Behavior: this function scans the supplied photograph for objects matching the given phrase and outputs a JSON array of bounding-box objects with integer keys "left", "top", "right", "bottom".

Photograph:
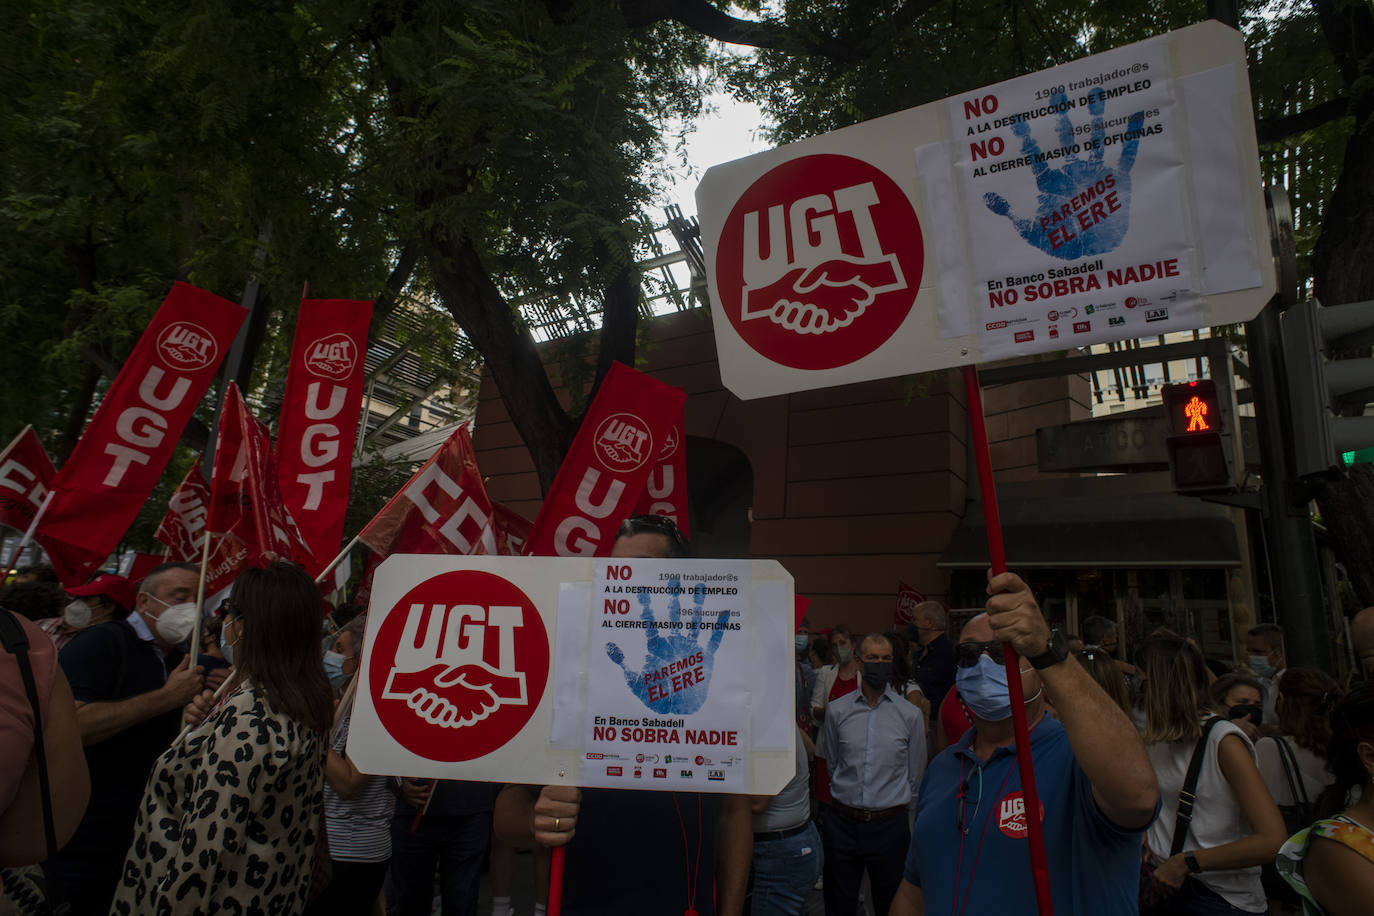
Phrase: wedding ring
[{"left": 555, "top": 817, "right": 561, "bottom": 830}]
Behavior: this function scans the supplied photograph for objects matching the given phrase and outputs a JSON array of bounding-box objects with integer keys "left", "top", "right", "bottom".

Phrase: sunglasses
[
  {"left": 623, "top": 514, "right": 690, "bottom": 553},
  {"left": 955, "top": 641, "right": 1004, "bottom": 668}
]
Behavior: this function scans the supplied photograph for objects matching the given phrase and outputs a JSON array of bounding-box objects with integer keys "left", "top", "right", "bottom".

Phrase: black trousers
[
  {"left": 305, "top": 858, "right": 391, "bottom": 916},
  {"left": 820, "top": 809, "right": 909, "bottom": 916}
]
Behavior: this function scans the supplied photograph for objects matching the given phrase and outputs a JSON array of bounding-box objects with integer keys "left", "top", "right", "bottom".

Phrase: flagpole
[
  {"left": 962, "top": 364, "right": 1054, "bottom": 916},
  {"left": 314, "top": 534, "right": 361, "bottom": 586},
  {"left": 2, "top": 490, "right": 56, "bottom": 578},
  {"left": 188, "top": 531, "right": 213, "bottom": 669},
  {"left": 548, "top": 847, "right": 566, "bottom": 916}
]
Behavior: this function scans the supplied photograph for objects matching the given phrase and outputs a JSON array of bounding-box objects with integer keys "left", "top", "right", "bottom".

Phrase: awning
[{"left": 939, "top": 473, "right": 1243, "bottom": 569}]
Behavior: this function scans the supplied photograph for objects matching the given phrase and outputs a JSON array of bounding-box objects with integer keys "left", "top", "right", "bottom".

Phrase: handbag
[
  {"left": 0, "top": 609, "right": 69, "bottom": 916},
  {"left": 1139, "top": 716, "right": 1223, "bottom": 914},
  {"left": 1261, "top": 735, "right": 1311, "bottom": 904}
]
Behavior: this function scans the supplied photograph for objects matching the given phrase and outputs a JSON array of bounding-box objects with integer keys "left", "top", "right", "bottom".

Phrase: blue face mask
[
  {"left": 323, "top": 651, "right": 349, "bottom": 688},
  {"left": 220, "top": 623, "right": 238, "bottom": 666},
  {"left": 795, "top": 635, "right": 810, "bottom": 651},
  {"left": 956, "top": 654, "right": 1013, "bottom": 721},
  {"left": 1248, "top": 655, "right": 1275, "bottom": 679}
]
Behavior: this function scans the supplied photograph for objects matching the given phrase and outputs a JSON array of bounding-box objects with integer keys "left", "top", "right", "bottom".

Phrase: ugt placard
[
  {"left": 346, "top": 555, "right": 796, "bottom": 795},
  {"left": 696, "top": 21, "right": 1273, "bottom": 399}
]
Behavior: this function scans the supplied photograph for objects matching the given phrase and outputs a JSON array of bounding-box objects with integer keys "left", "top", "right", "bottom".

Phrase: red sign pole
[
  {"left": 547, "top": 846, "right": 566, "bottom": 916},
  {"left": 962, "top": 365, "right": 1054, "bottom": 916}
]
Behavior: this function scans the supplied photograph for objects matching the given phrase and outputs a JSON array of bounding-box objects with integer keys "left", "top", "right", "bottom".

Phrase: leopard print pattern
[{"left": 110, "top": 682, "right": 324, "bottom": 915}]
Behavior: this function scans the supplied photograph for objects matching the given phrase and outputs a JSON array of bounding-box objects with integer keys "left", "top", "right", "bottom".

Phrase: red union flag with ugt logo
[
  {"left": 523, "top": 362, "right": 687, "bottom": 557},
  {"left": 631, "top": 404, "right": 689, "bottom": 538},
  {"left": 39, "top": 283, "right": 246, "bottom": 584},
  {"left": 357, "top": 423, "right": 498, "bottom": 558},
  {"left": 276, "top": 298, "right": 373, "bottom": 573},
  {"left": 0, "top": 426, "right": 55, "bottom": 537}
]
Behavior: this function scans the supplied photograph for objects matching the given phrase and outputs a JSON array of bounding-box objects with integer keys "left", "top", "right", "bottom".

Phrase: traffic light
[
  {"left": 1161, "top": 380, "right": 1234, "bottom": 492},
  {"left": 1280, "top": 298, "right": 1374, "bottom": 478}
]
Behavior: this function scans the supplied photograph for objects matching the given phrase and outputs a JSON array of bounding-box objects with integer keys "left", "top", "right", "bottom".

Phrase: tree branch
[
  {"left": 370, "top": 241, "right": 419, "bottom": 328},
  {"left": 1255, "top": 96, "right": 1350, "bottom": 145},
  {"left": 616, "top": 0, "right": 940, "bottom": 62}
]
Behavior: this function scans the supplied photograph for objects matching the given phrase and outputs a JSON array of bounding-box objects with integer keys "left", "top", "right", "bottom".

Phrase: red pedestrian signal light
[{"left": 1160, "top": 380, "right": 1232, "bottom": 493}]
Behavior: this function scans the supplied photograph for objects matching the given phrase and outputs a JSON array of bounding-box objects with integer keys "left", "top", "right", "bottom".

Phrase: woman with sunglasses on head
[
  {"left": 1139, "top": 635, "right": 1287, "bottom": 915},
  {"left": 111, "top": 561, "right": 334, "bottom": 915},
  {"left": 1276, "top": 681, "right": 1374, "bottom": 915}
]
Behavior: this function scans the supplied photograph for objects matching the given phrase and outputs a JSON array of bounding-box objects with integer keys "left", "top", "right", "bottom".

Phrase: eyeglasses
[
  {"left": 957, "top": 765, "right": 984, "bottom": 835},
  {"left": 955, "top": 641, "right": 1004, "bottom": 668},
  {"left": 217, "top": 599, "right": 240, "bottom": 620}
]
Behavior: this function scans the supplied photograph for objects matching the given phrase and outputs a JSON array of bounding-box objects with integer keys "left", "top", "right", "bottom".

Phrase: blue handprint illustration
[
  {"left": 605, "top": 578, "right": 731, "bottom": 715},
  {"left": 983, "top": 90, "right": 1145, "bottom": 260}
]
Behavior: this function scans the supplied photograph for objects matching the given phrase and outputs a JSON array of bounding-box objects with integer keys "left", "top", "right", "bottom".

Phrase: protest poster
[
  {"left": 39, "top": 282, "right": 245, "bottom": 583},
  {"left": 695, "top": 21, "right": 1273, "bottom": 400},
  {"left": 523, "top": 362, "right": 686, "bottom": 557},
  {"left": 276, "top": 297, "right": 373, "bottom": 572},
  {"left": 0, "top": 426, "right": 55, "bottom": 537},
  {"left": 631, "top": 405, "right": 690, "bottom": 537},
  {"left": 346, "top": 555, "right": 795, "bottom": 796}
]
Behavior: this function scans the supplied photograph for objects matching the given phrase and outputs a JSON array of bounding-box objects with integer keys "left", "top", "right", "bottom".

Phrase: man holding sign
[
  {"left": 494, "top": 515, "right": 753, "bottom": 916},
  {"left": 890, "top": 573, "right": 1159, "bottom": 916}
]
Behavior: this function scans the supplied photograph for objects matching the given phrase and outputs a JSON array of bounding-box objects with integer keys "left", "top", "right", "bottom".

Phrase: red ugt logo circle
[
  {"left": 716, "top": 154, "right": 924, "bottom": 370},
  {"left": 369, "top": 570, "right": 549, "bottom": 762}
]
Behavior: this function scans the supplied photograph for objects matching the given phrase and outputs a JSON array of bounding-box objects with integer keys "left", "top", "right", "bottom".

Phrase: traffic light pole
[{"left": 1246, "top": 297, "right": 1332, "bottom": 670}]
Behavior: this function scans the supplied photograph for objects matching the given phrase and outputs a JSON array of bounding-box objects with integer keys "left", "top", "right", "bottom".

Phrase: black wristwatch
[
  {"left": 1027, "top": 641, "right": 1068, "bottom": 670},
  {"left": 1185, "top": 852, "right": 1203, "bottom": 874}
]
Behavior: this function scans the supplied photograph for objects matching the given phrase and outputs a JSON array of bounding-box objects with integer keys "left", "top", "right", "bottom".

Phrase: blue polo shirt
[{"left": 904, "top": 716, "right": 1151, "bottom": 916}]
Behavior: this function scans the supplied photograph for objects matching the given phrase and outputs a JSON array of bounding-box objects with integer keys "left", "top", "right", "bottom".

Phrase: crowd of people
[{"left": 2, "top": 520, "right": 1373, "bottom": 916}]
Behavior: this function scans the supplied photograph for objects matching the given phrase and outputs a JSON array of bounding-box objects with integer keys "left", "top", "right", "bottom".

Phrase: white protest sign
[
  {"left": 696, "top": 21, "right": 1274, "bottom": 399},
  {"left": 346, "top": 555, "right": 796, "bottom": 795}
]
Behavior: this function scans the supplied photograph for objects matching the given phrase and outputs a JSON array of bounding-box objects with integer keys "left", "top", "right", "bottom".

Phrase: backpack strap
[
  {"left": 1272, "top": 735, "right": 1310, "bottom": 808},
  {"left": 0, "top": 608, "right": 68, "bottom": 914},
  {"left": 1171, "top": 716, "right": 1224, "bottom": 856}
]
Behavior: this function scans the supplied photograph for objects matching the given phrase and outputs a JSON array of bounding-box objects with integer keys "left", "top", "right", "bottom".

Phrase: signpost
[{"left": 696, "top": 21, "right": 1276, "bottom": 916}]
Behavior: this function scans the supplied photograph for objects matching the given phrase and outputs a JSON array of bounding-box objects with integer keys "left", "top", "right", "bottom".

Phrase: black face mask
[
  {"left": 862, "top": 662, "right": 893, "bottom": 691},
  {"left": 1228, "top": 704, "right": 1262, "bottom": 728}
]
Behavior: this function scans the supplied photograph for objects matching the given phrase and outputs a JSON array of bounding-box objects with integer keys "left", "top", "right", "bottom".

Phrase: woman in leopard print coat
[{"left": 111, "top": 562, "right": 335, "bottom": 916}]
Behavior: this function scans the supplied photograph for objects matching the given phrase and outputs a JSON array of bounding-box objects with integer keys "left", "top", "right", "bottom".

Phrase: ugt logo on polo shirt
[
  {"left": 716, "top": 154, "right": 924, "bottom": 370},
  {"left": 156, "top": 322, "right": 217, "bottom": 370},
  {"left": 370, "top": 570, "right": 549, "bottom": 762},
  {"left": 997, "top": 791, "right": 1046, "bottom": 839},
  {"left": 305, "top": 333, "right": 358, "bottom": 379}
]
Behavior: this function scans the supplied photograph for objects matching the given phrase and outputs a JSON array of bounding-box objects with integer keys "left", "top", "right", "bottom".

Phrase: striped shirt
[{"left": 324, "top": 712, "right": 393, "bottom": 862}]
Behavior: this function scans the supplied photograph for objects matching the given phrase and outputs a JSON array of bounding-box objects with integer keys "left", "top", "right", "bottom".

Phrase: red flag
[
  {"left": 357, "top": 424, "right": 498, "bottom": 558},
  {"left": 0, "top": 426, "right": 56, "bottom": 535},
  {"left": 155, "top": 459, "right": 210, "bottom": 560},
  {"left": 524, "top": 362, "right": 686, "bottom": 557},
  {"left": 204, "top": 383, "right": 316, "bottom": 594},
  {"left": 276, "top": 298, "right": 372, "bottom": 572},
  {"left": 632, "top": 404, "right": 689, "bottom": 537},
  {"left": 492, "top": 502, "right": 533, "bottom": 557},
  {"left": 894, "top": 580, "right": 926, "bottom": 626},
  {"left": 40, "top": 283, "right": 246, "bottom": 584}
]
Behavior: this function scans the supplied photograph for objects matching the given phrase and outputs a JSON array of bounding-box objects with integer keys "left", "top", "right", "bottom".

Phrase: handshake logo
[{"left": 381, "top": 602, "right": 529, "bottom": 729}]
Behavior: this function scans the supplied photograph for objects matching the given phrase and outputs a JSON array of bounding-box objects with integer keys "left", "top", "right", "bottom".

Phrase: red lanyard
[
  {"left": 672, "top": 793, "right": 703, "bottom": 916},
  {"left": 951, "top": 753, "right": 1016, "bottom": 916}
]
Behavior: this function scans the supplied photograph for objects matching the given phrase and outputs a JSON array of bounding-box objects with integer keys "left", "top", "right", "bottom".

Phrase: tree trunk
[
  {"left": 426, "top": 234, "right": 576, "bottom": 493},
  {"left": 1309, "top": 0, "right": 1374, "bottom": 604},
  {"left": 233, "top": 289, "right": 275, "bottom": 394},
  {"left": 591, "top": 247, "right": 641, "bottom": 395},
  {"left": 56, "top": 364, "right": 101, "bottom": 463}
]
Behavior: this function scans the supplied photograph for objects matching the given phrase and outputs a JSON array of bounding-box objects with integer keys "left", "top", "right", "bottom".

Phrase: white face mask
[
  {"left": 63, "top": 599, "right": 92, "bottom": 630},
  {"left": 154, "top": 602, "right": 199, "bottom": 645}
]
